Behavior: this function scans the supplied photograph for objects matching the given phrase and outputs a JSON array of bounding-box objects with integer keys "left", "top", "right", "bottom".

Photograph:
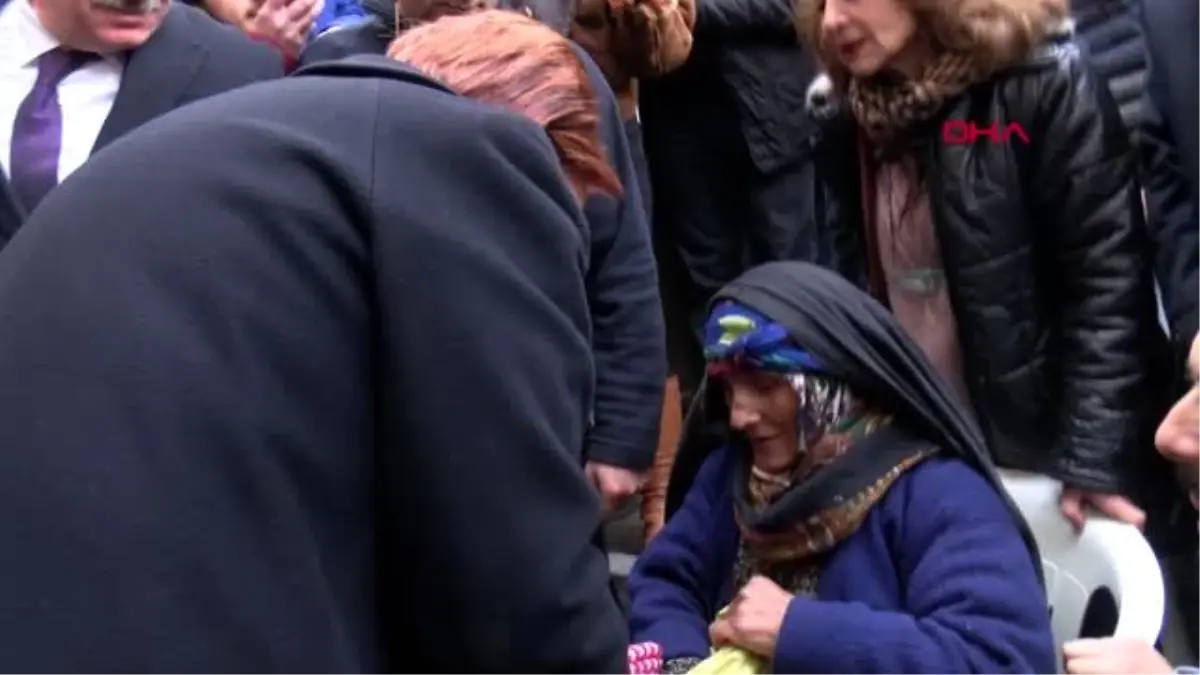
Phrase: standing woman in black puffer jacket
[{"left": 794, "top": 0, "right": 1171, "bottom": 530}]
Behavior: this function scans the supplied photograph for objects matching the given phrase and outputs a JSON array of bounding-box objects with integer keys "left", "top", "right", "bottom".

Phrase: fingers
[
  {"left": 1065, "top": 655, "right": 1104, "bottom": 675},
  {"left": 1059, "top": 490, "right": 1087, "bottom": 531},
  {"left": 1062, "top": 639, "right": 1103, "bottom": 659},
  {"left": 298, "top": 0, "right": 321, "bottom": 24},
  {"left": 708, "top": 617, "right": 733, "bottom": 647},
  {"left": 284, "top": 0, "right": 314, "bottom": 24},
  {"left": 1093, "top": 494, "right": 1146, "bottom": 529}
]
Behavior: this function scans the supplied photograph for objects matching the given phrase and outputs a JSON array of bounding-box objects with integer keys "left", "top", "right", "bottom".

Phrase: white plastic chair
[{"left": 999, "top": 471, "right": 1165, "bottom": 665}]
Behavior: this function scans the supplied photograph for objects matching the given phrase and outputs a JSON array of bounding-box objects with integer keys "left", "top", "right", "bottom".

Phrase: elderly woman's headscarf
[{"left": 671, "top": 261, "right": 1041, "bottom": 582}]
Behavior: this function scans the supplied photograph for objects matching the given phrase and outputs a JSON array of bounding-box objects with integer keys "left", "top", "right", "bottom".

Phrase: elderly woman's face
[
  {"left": 725, "top": 371, "right": 799, "bottom": 473},
  {"left": 819, "top": 0, "right": 920, "bottom": 77}
]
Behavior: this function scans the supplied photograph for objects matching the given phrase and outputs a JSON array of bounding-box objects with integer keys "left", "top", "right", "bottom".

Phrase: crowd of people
[{"left": 0, "top": 0, "right": 1195, "bottom": 668}]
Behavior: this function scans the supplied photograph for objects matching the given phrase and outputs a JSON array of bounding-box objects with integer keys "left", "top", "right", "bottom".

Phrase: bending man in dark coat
[
  {"left": 303, "top": 1, "right": 668, "bottom": 513},
  {"left": 0, "top": 56, "right": 627, "bottom": 673}
]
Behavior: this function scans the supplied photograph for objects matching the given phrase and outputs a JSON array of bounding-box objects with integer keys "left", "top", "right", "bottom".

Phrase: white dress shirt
[{"left": 0, "top": 0, "right": 123, "bottom": 187}]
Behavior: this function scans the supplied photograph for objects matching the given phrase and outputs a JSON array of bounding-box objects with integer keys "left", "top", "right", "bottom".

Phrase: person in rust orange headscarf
[
  {"left": 389, "top": 11, "right": 669, "bottom": 527},
  {"left": 388, "top": 10, "right": 621, "bottom": 204},
  {"left": 318, "top": 3, "right": 671, "bottom": 532}
]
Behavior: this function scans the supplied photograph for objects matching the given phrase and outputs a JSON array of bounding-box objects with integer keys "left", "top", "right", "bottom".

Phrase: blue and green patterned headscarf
[{"left": 703, "top": 302, "right": 823, "bottom": 376}]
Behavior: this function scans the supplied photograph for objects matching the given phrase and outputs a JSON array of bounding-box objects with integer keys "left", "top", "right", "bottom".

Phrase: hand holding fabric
[{"left": 708, "top": 575, "right": 792, "bottom": 658}]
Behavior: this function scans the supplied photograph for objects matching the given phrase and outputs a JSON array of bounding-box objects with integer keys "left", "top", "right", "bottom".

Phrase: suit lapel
[
  {"left": 92, "top": 3, "right": 207, "bottom": 153},
  {"left": 0, "top": 4, "right": 206, "bottom": 241}
]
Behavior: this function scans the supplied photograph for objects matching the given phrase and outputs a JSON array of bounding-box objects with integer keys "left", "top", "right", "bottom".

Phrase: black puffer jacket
[
  {"left": 805, "top": 33, "right": 1167, "bottom": 493},
  {"left": 691, "top": 0, "right": 818, "bottom": 174},
  {"left": 1071, "top": 0, "right": 1148, "bottom": 138}
]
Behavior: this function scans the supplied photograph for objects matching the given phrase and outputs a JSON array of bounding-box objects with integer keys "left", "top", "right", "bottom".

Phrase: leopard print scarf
[{"left": 847, "top": 51, "right": 978, "bottom": 146}]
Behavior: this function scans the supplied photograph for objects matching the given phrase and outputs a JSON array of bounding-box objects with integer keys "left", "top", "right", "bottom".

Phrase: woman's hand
[
  {"left": 1059, "top": 487, "right": 1146, "bottom": 531},
  {"left": 1064, "top": 637, "right": 1174, "bottom": 674},
  {"left": 708, "top": 575, "right": 793, "bottom": 657},
  {"left": 243, "top": 0, "right": 324, "bottom": 58}
]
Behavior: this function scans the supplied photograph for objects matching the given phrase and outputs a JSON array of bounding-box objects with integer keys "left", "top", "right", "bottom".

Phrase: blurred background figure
[
  {"left": 310, "top": 0, "right": 363, "bottom": 35},
  {"left": 1140, "top": 0, "right": 1198, "bottom": 379},
  {"left": 568, "top": 0, "right": 694, "bottom": 214},
  {"left": 632, "top": 0, "right": 825, "bottom": 547},
  {"left": 639, "top": 0, "right": 822, "bottom": 404},
  {"left": 0, "top": 0, "right": 283, "bottom": 246},
  {"left": 1138, "top": 0, "right": 1198, "bottom": 658},
  {"left": 1069, "top": 0, "right": 1147, "bottom": 143}
]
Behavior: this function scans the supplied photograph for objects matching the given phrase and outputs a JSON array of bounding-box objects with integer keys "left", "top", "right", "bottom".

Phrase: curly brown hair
[
  {"left": 795, "top": 0, "right": 1069, "bottom": 91},
  {"left": 388, "top": 11, "right": 622, "bottom": 204}
]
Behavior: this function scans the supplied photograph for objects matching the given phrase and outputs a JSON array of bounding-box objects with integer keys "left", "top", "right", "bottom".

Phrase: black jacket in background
[
  {"left": 1071, "top": 0, "right": 1148, "bottom": 137},
  {"left": 303, "top": 21, "right": 668, "bottom": 472},
  {"left": 1140, "top": 0, "right": 1199, "bottom": 359},
  {"left": 0, "top": 57, "right": 626, "bottom": 673},
  {"left": 805, "top": 32, "right": 1166, "bottom": 495},
  {"left": 689, "top": 0, "right": 816, "bottom": 176}
]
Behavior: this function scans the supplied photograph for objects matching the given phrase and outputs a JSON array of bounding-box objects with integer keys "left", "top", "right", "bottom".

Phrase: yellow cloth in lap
[
  {"left": 687, "top": 646, "right": 767, "bottom": 674},
  {"left": 687, "top": 608, "right": 768, "bottom": 674}
]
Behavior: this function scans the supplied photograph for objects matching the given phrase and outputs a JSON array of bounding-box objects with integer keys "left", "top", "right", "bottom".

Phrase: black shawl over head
[{"left": 666, "top": 261, "right": 1043, "bottom": 579}]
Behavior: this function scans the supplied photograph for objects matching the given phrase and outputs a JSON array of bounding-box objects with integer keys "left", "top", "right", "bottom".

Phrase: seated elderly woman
[{"left": 628, "top": 261, "right": 1056, "bottom": 674}]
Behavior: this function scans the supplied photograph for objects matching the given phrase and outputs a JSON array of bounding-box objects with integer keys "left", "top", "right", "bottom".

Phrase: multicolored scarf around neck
[{"left": 704, "top": 301, "right": 934, "bottom": 585}]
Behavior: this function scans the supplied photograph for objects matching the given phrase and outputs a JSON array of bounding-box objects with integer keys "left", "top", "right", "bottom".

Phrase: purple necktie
[{"left": 9, "top": 48, "right": 94, "bottom": 213}]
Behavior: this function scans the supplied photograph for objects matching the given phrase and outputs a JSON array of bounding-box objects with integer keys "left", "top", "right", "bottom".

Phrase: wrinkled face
[
  {"left": 1155, "top": 337, "right": 1200, "bottom": 509},
  {"left": 819, "top": 0, "right": 920, "bottom": 77},
  {"left": 32, "top": 0, "right": 167, "bottom": 54},
  {"left": 725, "top": 371, "right": 799, "bottom": 474}
]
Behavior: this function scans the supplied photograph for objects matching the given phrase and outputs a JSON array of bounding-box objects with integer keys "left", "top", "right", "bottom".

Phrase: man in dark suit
[
  {"left": 0, "top": 56, "right": 627, "bottom": 672},
  {"left": 0, "top": 0, "right": 285, "bottom": 245},
  {"left": 1141, "top": 0, "right": 1199, "bottom": 365}
]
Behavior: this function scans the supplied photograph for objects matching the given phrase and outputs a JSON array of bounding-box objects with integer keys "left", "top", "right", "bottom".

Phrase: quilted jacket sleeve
[
  {"left": 693, "top": 0, "right": 793, "bottom": 42},
  {"left": 1026, "top": 48, "right": 1160, "bottom": 492}
]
